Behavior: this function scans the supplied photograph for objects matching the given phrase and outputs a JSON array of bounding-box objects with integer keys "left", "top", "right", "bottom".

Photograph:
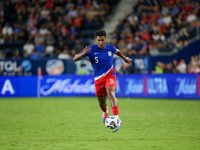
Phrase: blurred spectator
[
  {"left": 172, "top": 59, "right": 178, "bottom": 73},
  {"left": 40, "top": 6, "right": 50, "bottom": 20},
  {"left": 16, "top": 15, "right": 25, "bottom": 26},
  {"left": 197, "top": 53, "right": 200, "bottom": 65},
  {"left": 76, "top": 0, "right": 84, "bottom": 8},
  {"left": 45, "top": 15, "right": 54, "bottom": 29},
  {"left": 171, "top": 4, "right": 180, "bottom": 17},
  {"left": 58, "top": 49, "right": 70, "bottom": 59},
  {"left": 176, "top": 59, "right": 187, "bottom": 73},
  {"left": 186, "top": 54, "right": 200, "bottom": 74},
  {"left": 26, "top": 15, "right": 37, "bottom": 30},
  {"left": 76, "top": 63, "right": 90, "bottom": 75},
  {"left": 11, "top": 65, "right": 30, "bottom": 76},
  {"left": 163, "top": 14, "right": 172, "bottom": 26},
  {"left": 0, "top": 6, "right": 4, "bottom": 17},
  {"left": 73, "top": 39, "right": 83, "bottom": 53},
  {"left": 167, "top": 28, "right": 177, "bottom": 45},
  {"left": 29, "top": 49, "right": 41, "bottom": 59},
  {"left": 73, "top": 13, "right": 83, "bottom": 28},
  {"left": 34, "top": 33, "right": 45, "bottom": 46},
  {"left": 45, "top": 31, "right": 55, "bottom": 45},
  {"left": 187, "top": 63, "right": 194, "bottom": 73},
  {"left": 60, "top": 24, "right": 69, "bottom": 38},
  {"left": 69, "top": 26, "right": 78, "bottom": 38},
  {"left": 13, "top": 23, "right": 22, "bottom": 35},
  {"left": 29, "top": 26, "right": 38, "bottom": 40},
  {"left": 154, "top": 61, "right": 164, "bottom": 74},
  {"left": 118, "top": 63, "right": 134, "bottom": 74},
  {"left": 161, "top": 5, "right": 170, "bottom": 16},
  {"left": 187, "top": 11, "right": 197, "bottom": 23},
  {"left": 92, "top": 0, "right": 100, "bottom": 9},
  {"left": 194, "top": 64, "right": 200, "bottom": 73},
  {"left": 85, "top": 0, "right": 93, "bottom": 10},
  {"left": 149, "top": 39, "right": 159, "bottom": 56},
  {"left": 15, "top": 0, "right": 26, "bottom": 14},
  {"left": 190, "top": 56, "right": 197, "bottom": 70},
  {"left": 117, "top": 39, "right": 126, "bottom": 50},
  {"left": 67, "top": 4, "right": 77, "bottom": 19},
  {"left": 39, "top": 24, "right": 48, "bottom": 35},
  {"left": 2, "top": 22, "right": 13, "bottom": 39},
  {"left": 184, "top": 2, "right": 193, "bottom": 14},
  {"left": 0, "top": 17, "right": 5, "bottom": 27},
  {"left": 12, "top": 50, "right": 21, "bottom": 60},
  {"left": 55, "top": 41, "right": 65, "bottom": 55},
  {"left": 44, "top": 43, "right": 55, "bottom": 58},
  {"left": 164, "top": 63, "right": 173, "bottom": 73},
  {"left": 45, "top": 0, "right": 54, "bottom": 10},
  {"left": 54, "top": 0, "right": 65, "bottom": 14},
  {"left": 178, "top": 27, "right": 190, "bottom": 46},
  {"left": 127, "top": 12, "right": 138, "bottom": 26},
  {"left": 70, "top": 49, "right": 76, "bottom": 58},
  {"left": 23, "top": 40, "right": 35, "bottom": 58}
]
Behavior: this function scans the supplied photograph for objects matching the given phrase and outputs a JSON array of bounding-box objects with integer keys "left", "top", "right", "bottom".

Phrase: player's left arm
[{"left": 115, "top": 49, "right": 132, "bottom": 64}]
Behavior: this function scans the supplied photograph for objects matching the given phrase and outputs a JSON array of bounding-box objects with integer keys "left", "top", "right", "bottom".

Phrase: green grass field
[{"left": 0, "top": 97, "right": 200, "bottom": 150}]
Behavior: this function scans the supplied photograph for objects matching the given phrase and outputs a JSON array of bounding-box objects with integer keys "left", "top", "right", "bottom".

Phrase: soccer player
[{"left": 73, "top": 29, "right": 132, "bottom": 132}]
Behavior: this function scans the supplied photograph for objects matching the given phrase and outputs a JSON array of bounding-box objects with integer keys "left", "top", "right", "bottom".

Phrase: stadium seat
[
  {"left": 80, "top": 39, "right": 89, "bottom": 46},
  {"left": 83, "top": 21, "right": 93, "bottom": 30},
  {"left": 92, "top": 22, "right": 102, "bottom": 30}
]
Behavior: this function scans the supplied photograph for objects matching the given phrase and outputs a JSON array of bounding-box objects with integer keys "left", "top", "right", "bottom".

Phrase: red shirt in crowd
[
  {"left": 184, "top": 5, "right": 193, "bottom": 14},
  {"left": 141, "top": 32, "right": 150, "bottom": 40},
  {"left": 45, "top": 0, "right": 54, "bottom": 10},
  {"left": 73, "top": 16, "right": 83, "bottom": 27}
]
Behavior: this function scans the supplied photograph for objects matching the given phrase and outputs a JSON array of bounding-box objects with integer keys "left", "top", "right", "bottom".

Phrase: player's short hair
[{"left": 95, "top": 29, "right": 106, "bottom": 37}]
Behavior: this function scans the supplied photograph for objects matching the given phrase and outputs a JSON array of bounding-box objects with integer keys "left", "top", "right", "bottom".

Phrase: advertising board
[{"left": 1, "top": 74, "right": 199, "bottom": 99}]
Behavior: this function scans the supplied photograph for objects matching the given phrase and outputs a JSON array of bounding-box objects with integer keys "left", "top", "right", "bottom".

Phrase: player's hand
[
  {"left": 125, "top": 57, "right": 133, "bottom": 64},
  {"left": 82, "top": 46, "right": 91, "bottom": 55}
]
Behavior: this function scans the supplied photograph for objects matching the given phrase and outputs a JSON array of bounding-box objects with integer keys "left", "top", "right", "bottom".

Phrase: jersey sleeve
[{"left": 112, "top": 45, "right": 117, "bottom": 54}]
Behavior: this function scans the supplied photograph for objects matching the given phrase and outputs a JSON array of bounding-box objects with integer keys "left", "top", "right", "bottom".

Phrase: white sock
[{"left": 115, "top": 115, "right": 119, "bottom": 120}]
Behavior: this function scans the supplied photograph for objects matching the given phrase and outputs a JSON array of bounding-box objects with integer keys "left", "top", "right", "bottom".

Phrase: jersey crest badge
[{"left": 108, "top": 51, "right": 112, "bottom": 56}]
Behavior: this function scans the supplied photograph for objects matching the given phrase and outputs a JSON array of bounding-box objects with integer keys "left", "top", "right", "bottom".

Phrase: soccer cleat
[
  {"left": 102, "top": 106, "right": 108, "bottom": 124},
  {"left": 113, "top": 120, "right": 122, "bottom": 132}
]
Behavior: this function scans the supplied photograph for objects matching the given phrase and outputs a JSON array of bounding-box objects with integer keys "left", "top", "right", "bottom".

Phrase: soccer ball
[{"left": 105, "top": 116, "right": 119, "bottom": 129}]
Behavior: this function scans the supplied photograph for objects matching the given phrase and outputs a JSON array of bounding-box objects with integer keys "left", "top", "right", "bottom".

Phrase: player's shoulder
[
  {"left": 106, "top": 43, "right": 116, "bottom": 50},
  {"left": 89, "top": 44, "right": 98, "bottom": 50}
]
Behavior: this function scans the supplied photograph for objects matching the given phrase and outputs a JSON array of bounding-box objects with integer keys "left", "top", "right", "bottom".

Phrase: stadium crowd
[
  {"left": 152, "top": 53, "right": 200, "bottom": 74},
  {"left": 108, "top": 0, "right": 200, "bottom": 74},
  {"left": 110, "top": 0, "right": 200, "bottom": 56},
  {"left": 0, "top": 0, "right": 200, "bottom": 75},
  {"left": 0, "top": 0, "right": 118, "bottom": 59}
]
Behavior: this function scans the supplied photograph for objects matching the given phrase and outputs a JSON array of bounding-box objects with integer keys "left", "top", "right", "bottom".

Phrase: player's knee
[{"left": 107, "top": 90, "right": 115, "bottom": 99}]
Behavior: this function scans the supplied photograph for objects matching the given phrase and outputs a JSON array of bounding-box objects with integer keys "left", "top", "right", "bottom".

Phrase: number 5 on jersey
[{"left": 95, "top": 57, "right": 98, "bottom": 63}]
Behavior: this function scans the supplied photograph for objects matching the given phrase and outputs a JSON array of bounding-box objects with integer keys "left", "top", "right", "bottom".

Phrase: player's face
[{"left": 96, "top": 36, "right": 107, "bottom": 49}]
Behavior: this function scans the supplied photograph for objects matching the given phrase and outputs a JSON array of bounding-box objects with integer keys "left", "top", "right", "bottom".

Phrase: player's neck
[
  {"left": 99, "top": 47, "right": 105, "bottom": 49},
  {"left": 97, "top": 44, "right": 106, "bottom": 49}
]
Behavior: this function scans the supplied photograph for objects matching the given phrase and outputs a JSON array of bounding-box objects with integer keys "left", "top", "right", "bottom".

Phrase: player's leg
[
  {"left": 97, "top": 95, "right": 109, "bottom": 123},
  {"left": 95, "top": 80, "right": 109, "bottom": 123},
  {"left": 106, "top": 77, "right": 122, "bottom": 132},
  {"left": 106, "top": 86, "right": 118, "bottom": 118},
  {"left": 97, "top": 95, "right": 107, "bottom": 112}
]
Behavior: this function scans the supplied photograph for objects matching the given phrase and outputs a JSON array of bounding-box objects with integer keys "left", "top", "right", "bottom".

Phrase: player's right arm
[{"left": 73, "top": 46, "right": 91, "bottom": 61}]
